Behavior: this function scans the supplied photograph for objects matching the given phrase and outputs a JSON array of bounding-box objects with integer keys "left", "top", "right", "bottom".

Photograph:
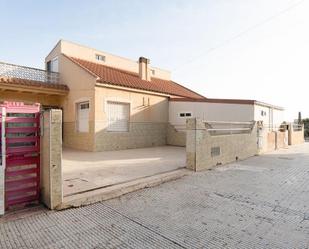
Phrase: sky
[{"left": 1, "top": 0, "right": 308, "bottom": 121}]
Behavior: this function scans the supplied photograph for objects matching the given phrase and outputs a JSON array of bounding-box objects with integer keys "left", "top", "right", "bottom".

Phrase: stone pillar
[
  {"left": 41, "top": 109, "right": 63, "bottom": 209},
  {"left": 0, "top": 107, "right": 5, "bottom": 216},
  {"left": 186, "top": 118, "right": 207, "bottom": 171}
]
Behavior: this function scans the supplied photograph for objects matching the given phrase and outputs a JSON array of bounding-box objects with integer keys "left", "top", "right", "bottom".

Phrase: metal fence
[
  {"left": 0, "top": 61, "right": 59, "bottom": 84},
  {"left": 203, "top": 120, "right": 255, "bottom": 136}
]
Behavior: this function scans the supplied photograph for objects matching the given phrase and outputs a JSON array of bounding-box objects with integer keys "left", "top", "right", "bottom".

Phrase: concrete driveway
[
  {"left": 62, "top": 146, "right": 186, "bottom": 196},
  {"left": 2, "top": 143, "right": 309, "bottom": 248}
]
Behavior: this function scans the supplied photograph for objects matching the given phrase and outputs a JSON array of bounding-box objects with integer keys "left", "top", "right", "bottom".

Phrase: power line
[{"left": 172, "top": 0, "right": 307, "bottom": 71}]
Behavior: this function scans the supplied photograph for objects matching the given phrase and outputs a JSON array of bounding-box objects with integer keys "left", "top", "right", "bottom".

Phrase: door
[
  {"left": 1, "top": 102, "right": 41, "bottom": 210},
  {"left": 77, "top": 102, "right": 89, "bottom": 132}
]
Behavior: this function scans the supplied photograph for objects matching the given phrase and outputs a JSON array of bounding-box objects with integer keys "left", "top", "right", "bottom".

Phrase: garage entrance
[
  {"left": 0, "top": 102, "right": 41, "bottom": 211},
  {"left": 62, "top": 146, "right": 186, "bottom": 197}
]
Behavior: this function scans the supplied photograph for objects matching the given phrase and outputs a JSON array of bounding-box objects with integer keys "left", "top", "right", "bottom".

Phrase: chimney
[{"left": 139, "top": 57, "right": 151, "bottom": 81}]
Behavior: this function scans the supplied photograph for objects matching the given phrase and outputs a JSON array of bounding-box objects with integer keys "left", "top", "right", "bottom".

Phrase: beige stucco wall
[
  {"left": 257, "top": 122, "right": 288, "bottom": 154},
  {"left": 46, "top": 45, "right": 173, "bottom": 152},
  {"left": 57, "top": 54, "right": 97, "bottom": 151},
  {"left": 94, "top": 86, "right": 169, "bottom": 151},
  {"left": 46, "top": 40, "right": 171, "bottom": 80},
  {"left": 186, "top": 118, "right": 258, "bottom": 171},
  {"left": 288, "top": 124, "right": 305, "bottom": 145}
]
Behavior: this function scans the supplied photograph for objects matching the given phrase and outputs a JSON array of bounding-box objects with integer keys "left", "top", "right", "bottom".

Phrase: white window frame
[
  {"left": 95, "top": 54, "right": 106, "bottom": 62},
  {"left": 47, "top": 57, "right": 59, "bottom": 72},
  {"left": 76, "top": 101, "right": 90, "bottom": 133},
  {"left": 179, "top": 112, "right": 192, "bottom": 118},
  {"left": 106, "top": 101, "right": 130, "bottom": 132}
]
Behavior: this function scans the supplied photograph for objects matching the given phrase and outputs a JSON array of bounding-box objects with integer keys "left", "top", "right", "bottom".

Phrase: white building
[{"left": 169, "top": 98, "right": 285, "bottom": 130}]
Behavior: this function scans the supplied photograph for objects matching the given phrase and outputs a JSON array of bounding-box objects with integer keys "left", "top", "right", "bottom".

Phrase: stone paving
[{"left": 1, "top": 143, "right": 309, "bottom": 248}]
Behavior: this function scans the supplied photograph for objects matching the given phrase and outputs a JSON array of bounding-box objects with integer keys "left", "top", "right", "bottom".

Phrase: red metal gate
[{"left": 0, "top": 102, "right": 41, "bottom": 210}]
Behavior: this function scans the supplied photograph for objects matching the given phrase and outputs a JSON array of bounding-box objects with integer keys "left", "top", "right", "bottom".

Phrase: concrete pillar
[
  {"left": 186, "top": 118, "right": 207, "bottom": 171},
  {"left": 0, "top": 107, "right": 6, "bottom": 216},
  {"left": 41, "top": 109, "right": 63, "bottom": 209}
]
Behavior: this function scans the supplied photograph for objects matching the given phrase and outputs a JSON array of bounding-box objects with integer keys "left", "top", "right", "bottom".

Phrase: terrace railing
[
  {"left": 203, "top": 120, "right": 255, "bottom": 136},
  {"left": 0, "top": 61, "right": 60, "bottom": 84}
]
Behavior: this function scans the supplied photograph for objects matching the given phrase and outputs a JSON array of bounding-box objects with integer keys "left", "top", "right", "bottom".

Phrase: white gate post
[{"left": 0, "top": 107, "right": 6, "bottom": 215}]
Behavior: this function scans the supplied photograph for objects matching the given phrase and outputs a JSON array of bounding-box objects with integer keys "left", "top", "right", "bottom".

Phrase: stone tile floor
[
  {"left": 62, "top": 146, "right": 186, "bottom": 196},
  {"left": 1, "top": 143, "right": 309, "bottom": 248}
]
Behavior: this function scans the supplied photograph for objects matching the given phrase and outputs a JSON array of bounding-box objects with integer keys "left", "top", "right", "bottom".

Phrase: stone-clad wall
[
  {"left": 95, "top": 122, "right": 167, "bottom": 151},
  {"left": 167, "top": 124, "right": 186, "bottom": 147},
  {"left": 63, "top": 122, "right": 95, "bottom": 151},
  {"left": 186, "top": 118, "right": 258, "bottom": 171}
]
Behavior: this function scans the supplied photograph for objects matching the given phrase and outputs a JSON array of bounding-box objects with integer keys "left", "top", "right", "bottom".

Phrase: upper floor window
[
  {"left": 261, "top": 110, "right": 267, "bottom": 116},
  {"left": 151, "top": 69, "right": 155, "bottom": 75},
  {"left": 179, "top": 112, "right": 192, "bottom": 118},
  {"left": 46, "top": 57, "right": 59, "bottom": 72},
  {"left": 95, "top": 54, "right": 106, "bottom": 62}
]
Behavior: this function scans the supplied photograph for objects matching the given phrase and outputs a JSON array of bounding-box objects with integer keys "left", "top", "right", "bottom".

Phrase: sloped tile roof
[
  {"left": 67, "top": 56, "right": 205, "bottom": 99},
  {"left": 170, "top": 97, "right": 255, "bottom": 104}
]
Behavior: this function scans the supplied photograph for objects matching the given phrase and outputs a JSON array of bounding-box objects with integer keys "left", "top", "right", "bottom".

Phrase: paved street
[{"left": 1, "top": 143, "right": 309, "bottom": 249}]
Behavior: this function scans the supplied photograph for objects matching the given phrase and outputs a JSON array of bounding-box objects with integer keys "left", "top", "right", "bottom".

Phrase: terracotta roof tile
[
  {"left": 68, "top": 56, "right": 205, "bottom": 99},
  {"left": 170, "top": 97, "right": 255, "bottom": 105},
  {"left": 0, "top": 77, "right": 69, "bottom": 91}
]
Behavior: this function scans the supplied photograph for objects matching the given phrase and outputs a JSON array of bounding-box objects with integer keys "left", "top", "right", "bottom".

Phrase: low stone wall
[
  {"left": 167, "top": 123, "right": 186, "bottom": 147},
  {"left": 267, "top": 132, "right": 276, "bottom": 151},
  {"left": 257, "top": 123, "right": 288, "bottom": 153},
  {"left": 186, "top": 118, "right": 258, "bottom": 171},
  {"left": 277, "top": 131, "right": 288, "bottom": 149},
  {"left": 95, "top": 122, "right": 167, "bottom": 151}
]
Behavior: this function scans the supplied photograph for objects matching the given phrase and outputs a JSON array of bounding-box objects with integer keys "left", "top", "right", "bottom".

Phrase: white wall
[
  {"left": 169, "top": 101, "right": 254, "bottom": 126},
  {"left": 254, "top": 104, "right": 285, "bottom": 130},
  {"left": 254, "top": 104, "right": 271, "bottom": 127},
  {"left": 273, "top": 108, "right": 285, "bottom": 127}
]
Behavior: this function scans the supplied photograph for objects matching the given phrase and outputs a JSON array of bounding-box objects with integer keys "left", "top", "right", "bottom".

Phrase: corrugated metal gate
[{"left": 0, "top": 102, "right": 41, "bottom": 211}]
